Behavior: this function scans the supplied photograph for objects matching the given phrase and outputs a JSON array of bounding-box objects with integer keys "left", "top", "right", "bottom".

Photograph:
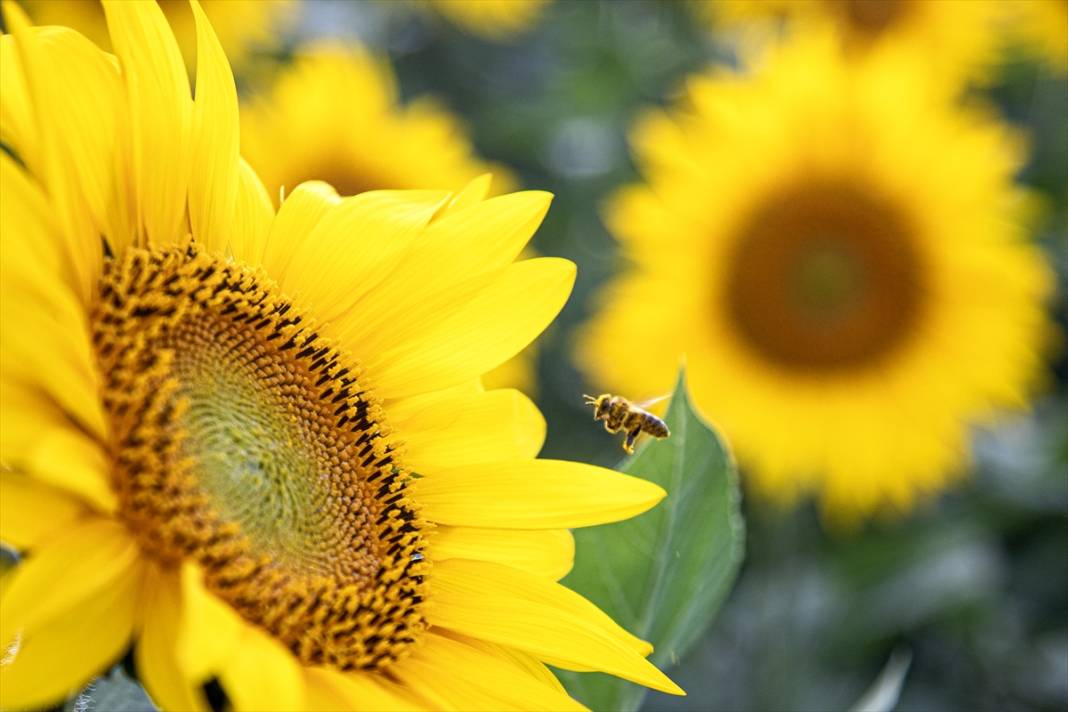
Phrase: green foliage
[{"left": 560, "top": 369, "right": 745, "bottom": 711}]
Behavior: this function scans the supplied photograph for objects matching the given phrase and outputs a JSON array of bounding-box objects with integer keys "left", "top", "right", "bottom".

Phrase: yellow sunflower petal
[
  {"left": 281, "top": 190, "right": 451, "bottom": 324},
  {"left": 0, "top": 34, "right": 36, "bottom": 172},
  {"left": 0, "top": 151, "right": 59, "bottom": 274},
  {"left": 102, "top": 0, "right": 192, "bottom": 246},
  {"left": 0, "top": 161, "right": 105, "bottom": 444},
  {"left": 218, "top": 620, "right": 305, "bottom": 712},
  {"left": 304, "top": 667, "right": 423, "bottom": 712},
  {"left": 176, "top": 562, "right": 244, "bottom": 682},
  {"left": 367, "top": 257, "right": 574, "bottom": 399},
  {"left": 0, "top": 518, "right": 138, "bottom": 648},
  {"left": 348, "top": 191, "right": 552, "bottom": 346},
  {"left": 391, "top": 632, "right": 585, "bottom": 711},
  {"left": 414, "top": 459, "right": 665, "bottom": 529},
  {"left": 188, "top": 0, "right": 240, "bottom": 256},
  {"left": 0, "top": 471, "right": 87, "bottom": 550},
  {"left": 27, "top": 429, "right": 113, "bottom": 513},
  {"left": 430, "top": 527, "right": 575, "bottom": 580},
  {"left": 0, "top": 554, "right": 141, "bottom": 712},
  {"left": 0, "top": 358, "right": 111, "bottom": 515},
  {"left": 3, "top": 6, "right": 112, "bottom": 303},
  {"left": 390, "top": 387, "right": 545, "bottom": 470},
  {"left": 442, "top": 173, "right": 494, "bottom": 216},
  {"left": 229, "top": 157, "right": 275, "bottom": 264},
  {"left": 261, "top": 180, "right": 340, "bottom": 280},
  {"left": 421, "top": 191, "right": 550, "bottom": 272},
  {"left": 446, "top": 632, "right": 569, "bottom": 694},
  {"left": 138, "top": 563, "right": 209, "bottom": 712},
  {"left": 0, "top": 282, "right": 108, "bottom": 445},
  {"left": 429, "top": 560, "right": 683, "bottom": 696},
  {"left": 4, "top": 419, "right": 116, "bottom": 513}
]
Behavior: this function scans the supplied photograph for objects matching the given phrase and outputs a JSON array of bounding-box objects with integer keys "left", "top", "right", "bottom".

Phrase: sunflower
[
  {"left": 0, "top": 2, "right": 683, "bottom": 710},
  {"left": 1002, "top": 0, "right": 1068, "bottom": 71},
  {"left": 241, "top": 43, "right": 512, "bottom": 204},
  {"left": 425, "top": 0, "right": 549, "bottom": 40},
  {"left": 15, "top": 0, "right": 293, "bottom": 69},
  {"left": 576, "top": 31, "right": 1055, "bottom": 521},
  {"left": 706, "top": 0, "right": 1003, "bottom": 90}
]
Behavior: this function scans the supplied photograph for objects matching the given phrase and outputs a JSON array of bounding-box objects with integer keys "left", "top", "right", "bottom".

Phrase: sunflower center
[
  {"left": 91, "top": 245, "right": 426, "bottom": 671},
  {"left": 834, "top": 0, "right": 912, "bottom": 37},
  {"left": 724, "top": 180, "right": 924, "bottom": 373}
]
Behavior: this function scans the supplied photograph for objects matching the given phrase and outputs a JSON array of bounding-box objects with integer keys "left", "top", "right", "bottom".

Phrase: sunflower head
[
  {"left": 241, "top": 42, "right": 513, "bottom": 204},
  {"left": 708, "top": 0, "right": 1005, "bottom": 90},
  {"left": 0, "top": 2, "right": 681, "bottom": 709},
  {"left": 425, "top": 0, "right": 550, "bottom": 40},
  {"left": 578, "top": 31, "right": 1056, "bottom": 521},
  {"left": 92, "top": 243, "right": 427, "bottom": 671},
  {"left": 1002, "top": 0, "right": 1068, "bottom": 71}
]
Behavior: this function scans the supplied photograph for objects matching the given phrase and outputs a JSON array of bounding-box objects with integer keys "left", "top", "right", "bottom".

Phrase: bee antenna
[{"left": 582, "top": 394, "right": 596, "bottom": 404}]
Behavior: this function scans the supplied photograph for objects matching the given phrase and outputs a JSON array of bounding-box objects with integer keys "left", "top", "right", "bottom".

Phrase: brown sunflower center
[
  {"left": 90, "top": 245, "right": 426, "bottom": 671},
  {"left": 832, "top": 0, "right": 912, "bottom": 38},
  {"left": 723, "top": 180, "right": 924, "bottom": 373}
]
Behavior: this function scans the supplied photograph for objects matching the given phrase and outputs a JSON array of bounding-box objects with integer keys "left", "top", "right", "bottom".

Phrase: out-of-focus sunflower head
[
  {"left": 0, "top": 1, "right": 682, "bottom": 709},
  {"left": 576, "top": 29, "right": 1057, "bottom": 523},
  {"left": 424, "top": 0, "right": 550, "bottom": 41},
  {"left": 1000, "top": 0, "right": 1068, "bottom": 71},
  {"left": 16, "top": 0, "right": 294, "bottom": 68},
  {"left": 706, "top": 0, "right": 1006, "bottom": 91},
  {"left": 241, "top": 41, "right": 514, "bottom": 204}
]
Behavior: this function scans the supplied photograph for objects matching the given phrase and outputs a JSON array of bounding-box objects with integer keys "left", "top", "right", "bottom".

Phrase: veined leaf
[{"left": 560, "top": 368, "right": 745, "bottom": 711}]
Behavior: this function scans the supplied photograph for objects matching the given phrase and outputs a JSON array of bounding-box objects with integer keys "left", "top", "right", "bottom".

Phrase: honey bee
[{"left": 583, "top": 393, "right": 670, "bottom": 454}]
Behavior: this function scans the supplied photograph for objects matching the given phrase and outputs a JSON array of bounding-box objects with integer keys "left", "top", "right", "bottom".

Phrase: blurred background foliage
[{"left": 10, "top": 0, "right": 1067, "bottom": 710}]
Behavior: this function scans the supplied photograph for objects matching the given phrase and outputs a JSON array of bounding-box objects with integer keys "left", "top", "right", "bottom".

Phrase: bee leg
[{"left": 623, "top": 425, "right": 641, "bottom": 453}]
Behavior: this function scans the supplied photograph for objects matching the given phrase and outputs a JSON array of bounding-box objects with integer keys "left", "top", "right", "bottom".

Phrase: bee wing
[{"left": 636, "top": 393, "right": 670, "bottom": 409}]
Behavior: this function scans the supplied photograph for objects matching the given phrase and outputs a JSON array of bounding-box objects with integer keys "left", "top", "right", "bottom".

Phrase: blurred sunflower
[
  {"left": 576, "top": 32, "right": 1055, "bottom": 521},
  {"left": 241, "top": 43, "right": 512, "bottom": 203},
  {"left": 707, "top": 0, "right": 1003, "bottom": 89},
  {"left": 0, "top": 2, "right": 683, "bottom": 710},
  {"left": 16, "top": 0, "right": 292, "bottom": 68},
  {"left": 426, "top": 0, "right": 549, "bottom": 40},
  {"left": 1002, "top": 0, "right": 1068, "bottom": 71}
]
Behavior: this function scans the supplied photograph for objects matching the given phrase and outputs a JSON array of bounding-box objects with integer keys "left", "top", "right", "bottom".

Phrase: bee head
[{"left": 583, "top": 393, "right": 610, "bottom": 418}]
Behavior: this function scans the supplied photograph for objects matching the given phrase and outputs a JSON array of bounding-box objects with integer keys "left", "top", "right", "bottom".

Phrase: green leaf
[{"left": 560, "top": 368, "right": 745, "bottom": 711}]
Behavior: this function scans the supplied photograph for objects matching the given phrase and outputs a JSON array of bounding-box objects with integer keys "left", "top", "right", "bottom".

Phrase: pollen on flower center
[
  {"left": 90, "top": 245, "right": 427, "bottom": 671},
  {"left": 723, "top": 180, "right": 925, "bottom": 373}
]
